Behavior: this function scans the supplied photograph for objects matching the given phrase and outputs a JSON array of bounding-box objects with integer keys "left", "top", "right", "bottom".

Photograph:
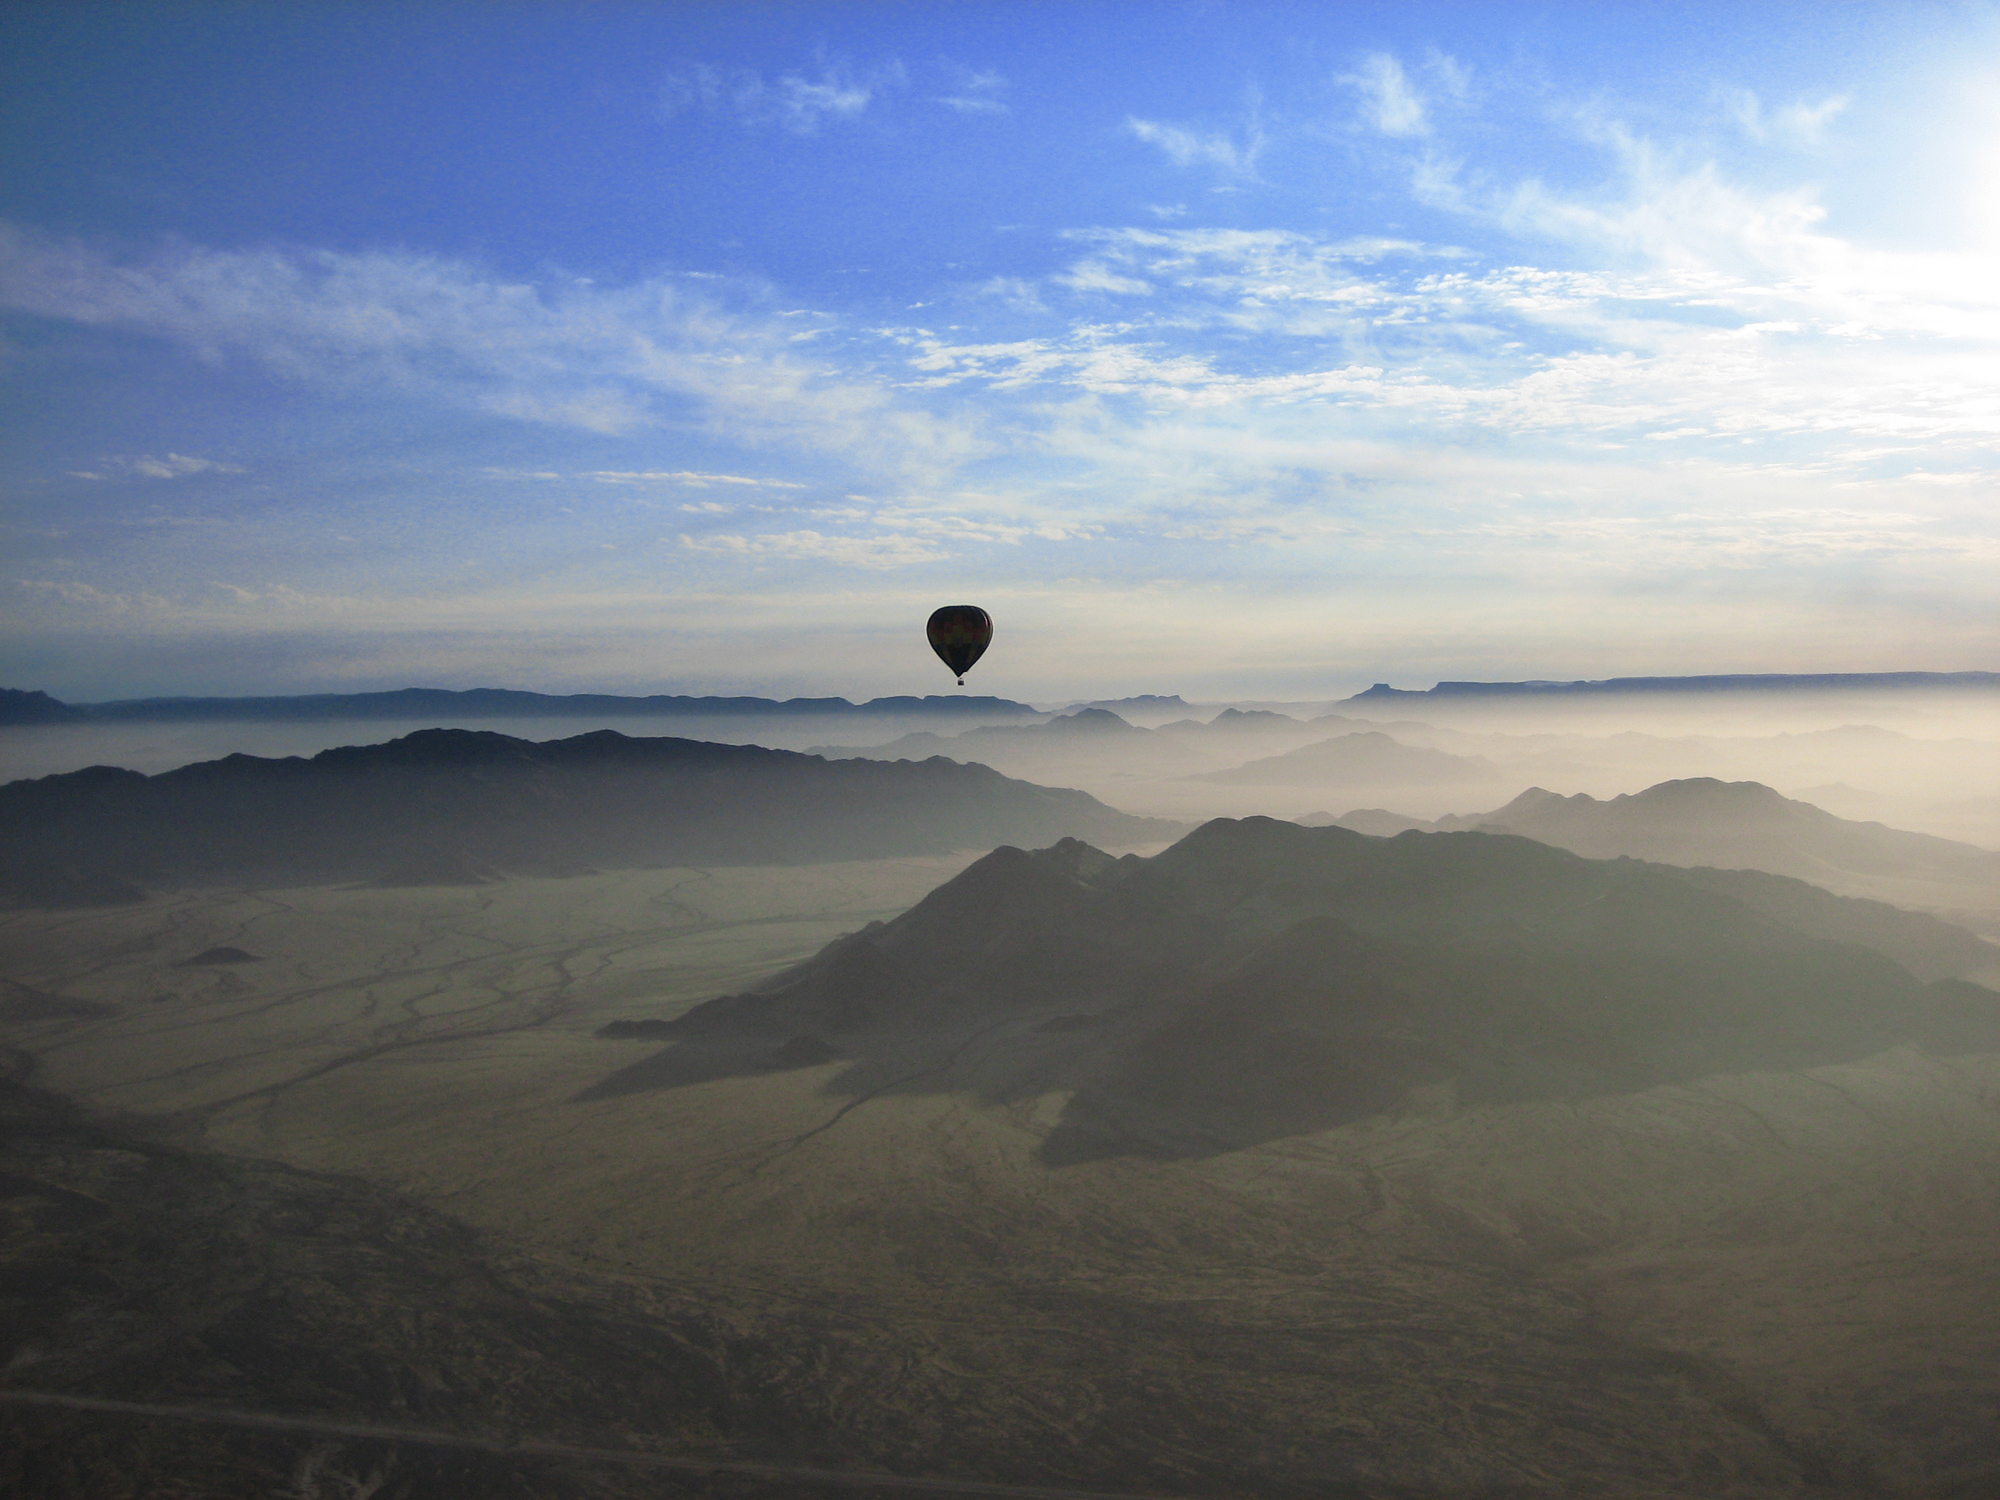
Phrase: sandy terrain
[{"left": 6, "top": 863, "right": 2000, "bottom": 1494}]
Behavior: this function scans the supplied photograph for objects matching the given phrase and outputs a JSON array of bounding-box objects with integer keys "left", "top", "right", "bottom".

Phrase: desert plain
[{"left": 6, "top": 838, "right": 2000, "bottom": 1497}]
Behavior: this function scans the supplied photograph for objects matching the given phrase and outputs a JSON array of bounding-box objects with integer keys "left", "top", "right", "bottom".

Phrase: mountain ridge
[
  {"left": 1321, "top": 777, "right": 2000, "bottom": 884},
  {"left": 0, "top": 728, "right": 1183, "bottom": 902},
  {"left": 597, "top": 817, "right": 2000, "bottom": 1160},
  {"left": 0, "top": 686, "right": 1046, "bottom": 726},
  {"left": 1192, "top": 730, "right": 1491, "bottom": 786}
]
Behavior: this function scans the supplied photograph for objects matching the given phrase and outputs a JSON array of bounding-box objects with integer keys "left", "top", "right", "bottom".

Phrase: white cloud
[
  {"left": 1422, "top": 50, "right": 1471, "bottom": 103},
  {"left": 14, "top": 576, "right": 359, "bottom": 624},
  {"left": 1125, "top": 116, "right": 1262, "bottom": 176},
  {"left": 204, "top": 581, "right": 321, "bottom": 608},
  {"left": 662, "top": 60, "right": 903, "bottom": 135},
  {"left": 18, "top": 579, "right": 128, "bottom": 608},
  {"left": 1342, "top": 53, "right": 1427, "bottom": 138},
  {"left": 888, "top": 202, "right": 2000, "bottom": 513},
  {"left": 973, "top": 276, "right": 1047, "bottom": 313},
  {"left": 585, "top": 470, "right": 807, "bottom": 488},
  {"left": 1053, "top": 260, "right": 1153, "bottom": 296},
  {"left": 936, "top": 67, "right": 1007, "bottom": 115},
  {"left": 71, "top": 452, "right": 244, "bottom": 481},
  {"left": 0, "top": 223, "right": 981, "bottom": 477},
  {"left": 1901, "top": 470, "right": 1994, "bottom": 485},
  {"left": 1727, "top": 89, "right": 1849, "bottom": 147},
  {"left": 679, "top": 529, "right": 946, "bottom": 567}
]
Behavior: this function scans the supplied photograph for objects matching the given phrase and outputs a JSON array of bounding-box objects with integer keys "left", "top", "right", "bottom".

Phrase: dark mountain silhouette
[
  {"left": 1194, "top": 731, "right": 1491, "bottom": 785},
  {"left": 0, "top": 857, "right": 146, "bottom": 910},
  {"left": 0, "top": 686, "right": 1044, "bottom": 725},
  {"left": 588, "top": 819, "right": 1998, "bottom": 1160},
  {"left": 0, "top": 729, "right": 1182, "bottom": 901},
  {"left": 1341, "top": 671, "right": 2000, "bottom": 703},
  {"left": 0, "top": 688, "right": 90, "bottom": 725},
  {"left": 1327, "top": 779, "right": 2000, "bottom": 895}
]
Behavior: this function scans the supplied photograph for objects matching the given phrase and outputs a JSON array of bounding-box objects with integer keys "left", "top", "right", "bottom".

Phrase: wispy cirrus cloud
[
  {"left": 19, "top": 579, "right": 134, "bottom": 608},
  {"left": 936, "top": 68, "right": 1007, "bottom": 115},
  {"left": 1724, "top": 89, "right": 1849, "bottom": 147},
  {"left": 584, "top": 470, "right": 807, "bottom": 489},
  {"left": 16, "top": 575, "right": 369, "bottom": 621},
  {"left": 1341, "top": 53, "right": 1428, "bottom": 137},
  {"left": 1126, "top": 118, "right": 1247, "bottom": 171},
  {"left": 661, "top": 59, "right": 904, "bottom": 134},
  {"left": 71, "top": 453, "right": 244, "bottom": 481},
  {"left": 1124, "top": 109, "right": 1265, "bottom": 178},
  {"left": 883, "top": 187, "right": 2000, "bottom": 539},
  {"left": 0, "top": 223, "right": 980, "bottom": 477},
  {"left": 679, "top": 529, "right": 947, "bottom": 568},
  {"left": 1053, "top": 259, "right": 1154, "bottom": 296}
]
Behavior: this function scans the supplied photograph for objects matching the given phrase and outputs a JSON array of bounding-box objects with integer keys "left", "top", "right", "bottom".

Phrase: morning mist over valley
[{"left": 3, "top": 5, "right": 1998, "bottom": 1498}]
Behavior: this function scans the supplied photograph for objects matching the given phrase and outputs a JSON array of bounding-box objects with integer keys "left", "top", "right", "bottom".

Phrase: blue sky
[{"left": 3, "top": 1, "right": 1997, "bottom": 702}]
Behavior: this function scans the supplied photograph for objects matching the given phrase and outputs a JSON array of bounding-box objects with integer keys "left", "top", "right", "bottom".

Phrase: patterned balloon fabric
[{"left": 925, "top": 605, "right": 993, "bottom": 684}]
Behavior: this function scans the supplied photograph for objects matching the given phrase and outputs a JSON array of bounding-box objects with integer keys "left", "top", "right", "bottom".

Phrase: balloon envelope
[{"left": 926, "top": 605, "right": 993, "bottom": 683}]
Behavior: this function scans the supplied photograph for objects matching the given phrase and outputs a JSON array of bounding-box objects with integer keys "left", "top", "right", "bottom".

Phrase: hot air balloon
[{"left": 926, "top": 605, "right": 992, "bottom": 685}]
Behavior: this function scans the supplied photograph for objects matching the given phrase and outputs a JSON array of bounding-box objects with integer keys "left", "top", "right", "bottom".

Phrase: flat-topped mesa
[{"left": 1342, "top": 671, "right": 2000, "bottom": 703}]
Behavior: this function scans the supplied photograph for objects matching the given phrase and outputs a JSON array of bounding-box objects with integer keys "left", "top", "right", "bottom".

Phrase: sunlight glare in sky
[{"left": 1, "top": 2, "right": 1995, "bottom": 702}]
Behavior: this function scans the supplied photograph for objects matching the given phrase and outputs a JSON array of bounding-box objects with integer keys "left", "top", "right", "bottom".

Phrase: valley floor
[{"left": 5, "top": 864, "right": 1999, "bottom": 1497}]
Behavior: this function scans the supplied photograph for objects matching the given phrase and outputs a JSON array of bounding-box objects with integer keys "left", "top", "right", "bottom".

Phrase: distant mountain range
[
  {"left": 1309, "top": 779, "right": 2000, "bottom": 894},
  {"left": 1193, "top": 730, "right": 1492, "bottom": 786},
  {"left": 814, "top": 705, "right": 1397, "bottom": 769},
  {"left": 1059, "top": 694, "right": 1194, "bottom": 715},
  {"left": 0, "top": 685, "right": 1044, "bottom": 726},
  {"left": 1341, "top": 671, "right": 1999, "bottom": 703},
  {"left": 0, "top": 729, "right": 1182, "bottom": 905},
  {"left": 15, "top": 670, "right": 1984, "bottom": 730},
  {"left": 591, "top": 818, "right": 1999, "bottom": 1160},
  {"left": 820, "top": 705, "right": 1154, "bottom": 759},
  {"left": 819, "top": 710, "right": 1516, "bottom": 792}
]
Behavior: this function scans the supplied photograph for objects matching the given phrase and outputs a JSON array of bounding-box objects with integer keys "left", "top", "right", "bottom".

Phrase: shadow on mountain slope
[{"left": 584, "top": 819, "right": 2000, "bottom": 1162}]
